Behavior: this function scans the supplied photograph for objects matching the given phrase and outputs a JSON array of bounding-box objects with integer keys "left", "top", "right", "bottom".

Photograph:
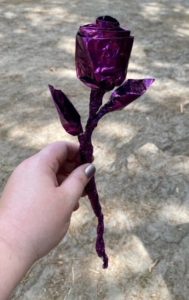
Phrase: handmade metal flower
[
  {"left": 76, "top": 16, "right": 134, "bottom": 91},
  {"left": 49, "top": 16, "right": 155, "bottom": 269}
]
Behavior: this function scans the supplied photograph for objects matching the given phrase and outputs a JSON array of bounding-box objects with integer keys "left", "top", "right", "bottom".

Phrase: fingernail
[{"left": 85, "top": 164, "right": 96, "bottom": 178}]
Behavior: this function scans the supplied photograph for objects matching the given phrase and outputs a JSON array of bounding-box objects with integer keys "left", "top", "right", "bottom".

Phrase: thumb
[{"left": 58, "top": 163, "right": 96, "bottom": 208}]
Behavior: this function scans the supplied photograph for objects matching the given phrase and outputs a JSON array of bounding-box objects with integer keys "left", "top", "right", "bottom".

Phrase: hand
[
  {"left": 0, "top": 141, "right": 95, "bottom": 261},
  {"left": 0, "top": 141, "right": 95, "bottom": 299}
]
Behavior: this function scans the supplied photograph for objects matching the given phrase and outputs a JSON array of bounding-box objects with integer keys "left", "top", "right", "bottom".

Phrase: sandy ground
[{"left": 0, "top": 0, "right": 189, "bottom": 299}]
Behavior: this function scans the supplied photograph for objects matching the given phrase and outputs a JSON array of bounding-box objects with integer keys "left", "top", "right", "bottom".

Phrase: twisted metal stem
[{"left": 78, "top": 88, "right": 108, "bottom": 268}]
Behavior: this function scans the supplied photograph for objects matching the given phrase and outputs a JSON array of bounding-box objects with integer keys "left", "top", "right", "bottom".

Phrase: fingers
[
  {"left": 57, "top": 153, "right": 95, "bottom": 186},
  {"left": 57, "top": 164, "right": 96, "bottom": 211},
  {"left": 38, "top": 141, "right": 79, "bottom": 173}
]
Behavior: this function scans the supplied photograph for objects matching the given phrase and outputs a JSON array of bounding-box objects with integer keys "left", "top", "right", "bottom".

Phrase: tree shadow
[{"left": 0, "top": 0, "right": 189, "bottom": 299}]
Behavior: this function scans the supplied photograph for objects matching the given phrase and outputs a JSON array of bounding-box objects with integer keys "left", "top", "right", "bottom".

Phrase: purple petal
[
  {"left": 96, "top": 15, "right": 120, "bottom": 28},
  {"left": 79, "top": 16, "right": 131, "bottom": 38},
  {"left": 49, "top": 85, "right": 83, "bottom": 136},
  {"left": 107, "top": 78, "right": 155, "bottom": 111}
]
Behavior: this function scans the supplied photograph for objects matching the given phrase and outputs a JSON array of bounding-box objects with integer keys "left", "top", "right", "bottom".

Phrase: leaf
[
  {"left": 49, "top": 85, "right": 83, "bottom": 136},
  {"left": 104, "top": 78, "right": 155, "bottom": 112}
]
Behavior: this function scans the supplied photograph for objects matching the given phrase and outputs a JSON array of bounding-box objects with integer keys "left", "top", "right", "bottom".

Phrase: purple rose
[
  {"left": 49, "top": 15, "right": 155, "bottom": 269},
  {"left": 76, "top": 16, "right": 134, "bottom": 91}
]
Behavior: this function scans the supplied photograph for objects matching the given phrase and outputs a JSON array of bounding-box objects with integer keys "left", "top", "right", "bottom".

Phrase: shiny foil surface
[
  {"left": 49, "top": 16, "right": 154, "bottom": 268},
  {"left": 76, "top": 16, "right": 134, "bottom": 91}
]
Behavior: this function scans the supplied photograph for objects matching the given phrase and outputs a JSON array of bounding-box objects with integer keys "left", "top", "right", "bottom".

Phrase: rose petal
[{"left": 96, "top": 15, "right": 120, "bottom": 28}]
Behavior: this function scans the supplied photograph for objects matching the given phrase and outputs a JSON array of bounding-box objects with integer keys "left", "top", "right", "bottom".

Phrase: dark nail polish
[{"left": 85, "top": 164, "right": 96, "bottom": 178}]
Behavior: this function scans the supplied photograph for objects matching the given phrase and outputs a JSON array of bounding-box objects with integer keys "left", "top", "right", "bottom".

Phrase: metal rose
[
  {"left": 75, "top": 16, "right": 134, "bottom": 91},
  {"left": 49, "top": 15, "right": 155, "bottom": 269}
]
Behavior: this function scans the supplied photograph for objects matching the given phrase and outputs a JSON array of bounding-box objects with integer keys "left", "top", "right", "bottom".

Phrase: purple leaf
[
  {"left": 103, "top": 78, "right": 155, "bottom": 112},
  {"left": 49, "top": 85, "right": 83, "bottom": 136},
  {"left": 75, "top": 16, "right": 134, "bottom": 91}
]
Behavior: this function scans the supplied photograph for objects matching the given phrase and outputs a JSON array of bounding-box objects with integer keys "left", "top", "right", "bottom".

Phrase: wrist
[
  {"left": 0, "top": 237, "right": 32, "bottom": 299},
  {"left": 0, "top": 211, "right": 35, "bottom": 267},
  {"left": 0, "top": 212, "right": 35, "bottom": 298}
]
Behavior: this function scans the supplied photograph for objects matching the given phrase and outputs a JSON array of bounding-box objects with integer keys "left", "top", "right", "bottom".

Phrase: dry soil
[{"left": 0, "top": 0, "right": 189, "bottom": 299}]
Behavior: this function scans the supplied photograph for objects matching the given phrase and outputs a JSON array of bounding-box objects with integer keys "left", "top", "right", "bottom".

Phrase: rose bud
[{"left": 75, "top": 15, "right": 134, "bottom": 91}]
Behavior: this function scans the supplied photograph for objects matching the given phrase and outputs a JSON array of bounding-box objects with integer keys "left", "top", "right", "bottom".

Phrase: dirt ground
[{"left": 0, "top": 0, "right": 189, "bottom": 299}]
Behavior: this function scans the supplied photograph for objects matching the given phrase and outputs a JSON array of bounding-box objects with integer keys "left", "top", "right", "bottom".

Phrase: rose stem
[{"left": 78, "top": 88, "right": 108, "bottom": 268}]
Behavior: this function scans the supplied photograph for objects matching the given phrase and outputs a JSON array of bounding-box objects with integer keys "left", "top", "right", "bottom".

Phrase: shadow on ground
[{"left": 0, "top": 0, "right": 189, "bottom": 299}]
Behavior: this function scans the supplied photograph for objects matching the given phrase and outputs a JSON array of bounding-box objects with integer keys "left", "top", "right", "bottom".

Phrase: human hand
[{"left": 0, "top": 141, "right": 95, "bottom": 266}]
